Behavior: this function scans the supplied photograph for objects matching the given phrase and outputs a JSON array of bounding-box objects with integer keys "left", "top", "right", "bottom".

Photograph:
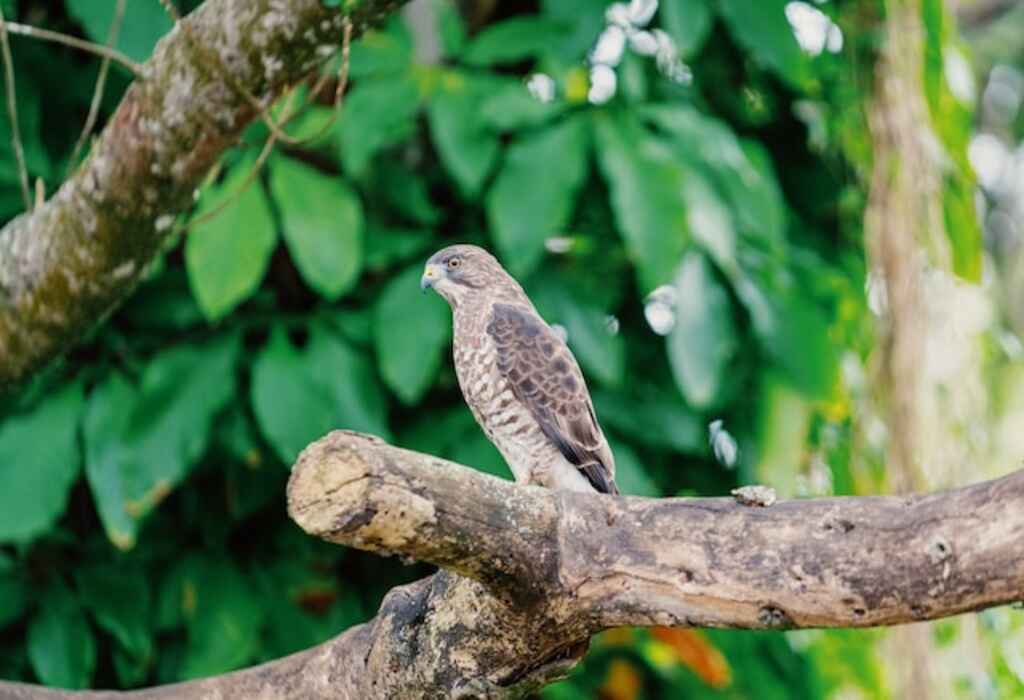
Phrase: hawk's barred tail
[{"left": 581, "top": 462, "right": 619, "bottom": 495}]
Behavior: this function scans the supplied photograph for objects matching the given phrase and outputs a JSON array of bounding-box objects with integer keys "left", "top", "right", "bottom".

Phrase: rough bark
[
  {"left": 1, "top": 430, "right": 1022, "bottom": 698},
  {"left": 0, "top": 0, "right": 408, "bottom": 392}
]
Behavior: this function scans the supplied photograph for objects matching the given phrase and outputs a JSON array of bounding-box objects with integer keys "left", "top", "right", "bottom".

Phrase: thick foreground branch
[
  {"left": 2, "top": 431, "right": 1021, "bottom": 699},
  {"left": 0, "top": 0, "right": 407, "bottom": 391}
]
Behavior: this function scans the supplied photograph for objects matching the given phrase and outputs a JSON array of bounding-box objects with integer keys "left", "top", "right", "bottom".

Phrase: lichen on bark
[{"left": 0, "top": 0, "right": 410, "bottom": 392}]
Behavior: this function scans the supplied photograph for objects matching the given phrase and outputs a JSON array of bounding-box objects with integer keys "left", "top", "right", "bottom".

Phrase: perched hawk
[{"left": 421, "top": 244, "right": 618, "bottom": 494}]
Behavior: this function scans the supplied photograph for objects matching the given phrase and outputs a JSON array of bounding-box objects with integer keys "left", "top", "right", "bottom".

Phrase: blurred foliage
[{"left": 0, "top": 0, "right": 1013, "bottom": 697}]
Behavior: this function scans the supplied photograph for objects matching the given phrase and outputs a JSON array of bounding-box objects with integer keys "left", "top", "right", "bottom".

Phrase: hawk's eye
[{"left": 448, "top": 258, "right": 461, "bottom": 269}]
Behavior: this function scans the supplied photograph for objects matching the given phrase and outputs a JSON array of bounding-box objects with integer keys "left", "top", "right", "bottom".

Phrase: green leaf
[
  {"left": 480, "top": 82, "right": 566, "bottom": 132},
  {"left": 365, "top": 226, "right": 435, "bottom": 272},
  {"left": 487, "top": 117, "right": 589, "bottom": 275},
  {"left": 0, "top": 560, "right": 28, "bottom": 629},
  {"left": 0, "top": 381, "right": 83, "bottom": 543},
  {"left": 373, "top": 264, "right": 451, "bottom": 404},
  {"left": 179, "top": 559, "right": 264, "bottom": 679},
  {"left": 594, "top": 112, "right": 688, "bottom": 292},
  {"left": 529, "top": 274, "right": 625, "bottom": 387},
  {"left": 660, "top": 0, "right": 713, "bottom": 57},
  {"left": 427, "top": 74, "right": 501, "bottom": 197},
  {"left": 28, "top": 583, "right": 96, "bottom": 689},
  {"left": 251, "top": 325, "right": 390, "bottom": 465},
  {"left": 608, "top": 439, "right": 660, "bottom": 497},
  {"left": 348, "top": 17, "right": 413, "bottom": 78},
  {"left": 65, "top": 0, "right": 173, "bottom": 63},
  {"left": 270, "top": 157, "right": 364, "bottom": 300},
  {"left": 338, "top": 75, "right": 421, "bottom": 176},
  {"left": 734, "top": 276, "right": 838, "bottom": 399},
  {"left": 642, "top": 105, "right": 786, "bottom": 258},
  {"left": 450, "top": 431, "right": 511, "bottom": 481},
  {"left": 717, "top": 0, "right": 811, "bottom": 89},
  {"left": 668, "top": 253, "right": 738, "bottom": 410},
  {"left": 461, "top": 17, "right": 563, "bottom": 66},
  {"left": 76, "top": 567, "right": 151, "bottom": 661},
  {"left": 436, "top": 0, "right": 467, "bottom": 58},
  {"left": 593, "top": 384, "right": 703, "bottom": 452},
  {"left": 84, "top": 335, "right": 239, "bottom": 549},
  {"left": 186, "top": 160, "right": 277, "bottom": 321}
]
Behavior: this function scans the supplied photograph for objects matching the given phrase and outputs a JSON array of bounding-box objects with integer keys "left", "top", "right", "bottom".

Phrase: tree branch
[
  {"left": 0, "top": 0, "right": 409, "bottom": 392},
  {"left": 1, "top": 430, "right": 1022, "bottom": 698}
]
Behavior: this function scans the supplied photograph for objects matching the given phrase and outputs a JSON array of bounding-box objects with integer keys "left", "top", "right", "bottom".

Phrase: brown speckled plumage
[{"left": 422, "top": 244, "right": 618, "bottom": 494}]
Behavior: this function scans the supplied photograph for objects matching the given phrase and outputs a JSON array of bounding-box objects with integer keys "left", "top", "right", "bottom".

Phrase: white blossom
[
  {"left": 588, "top": 64, "right": 618, "bottom": 104},
  {"left": 526, "top": 73, "right": 556, "bottom": 103}
]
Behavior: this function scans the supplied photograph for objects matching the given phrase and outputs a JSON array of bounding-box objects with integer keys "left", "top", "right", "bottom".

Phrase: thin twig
[
  {"left": 0, "top": 6, "right": 32, "bottom": 210},
  {"left": 0, "top": 20, "right": 143, "bottom": 77},
  {"left": 67, "top": 0, "right": 127, "bottom": 174},
  {"left": 175, "top": 15, "right": 353, "bottom": 236}
]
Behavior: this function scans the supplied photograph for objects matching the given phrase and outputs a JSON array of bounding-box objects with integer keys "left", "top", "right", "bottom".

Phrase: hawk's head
[{"left": 420, "top": 244, "right": 511, "bottom": 305}]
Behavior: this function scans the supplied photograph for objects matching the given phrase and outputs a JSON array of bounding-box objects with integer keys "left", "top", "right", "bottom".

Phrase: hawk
[{"left": 421, "top": 244, "right": 618, "bottom": 494}]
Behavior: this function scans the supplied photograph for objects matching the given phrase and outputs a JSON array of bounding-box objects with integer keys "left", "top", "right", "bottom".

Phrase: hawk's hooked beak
[{"left": 420, "top": 263, "right": 442, "bottom": 292}]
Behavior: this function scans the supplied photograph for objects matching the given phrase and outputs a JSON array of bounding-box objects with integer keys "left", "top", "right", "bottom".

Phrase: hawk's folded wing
[{"left": 486, "top": 303, "right": 618, "bottom": 494}]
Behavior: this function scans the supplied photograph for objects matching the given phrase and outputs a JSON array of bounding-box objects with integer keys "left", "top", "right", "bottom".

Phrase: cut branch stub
[{"left": 287, "top": 431, "right": 561, "bottom": 598}]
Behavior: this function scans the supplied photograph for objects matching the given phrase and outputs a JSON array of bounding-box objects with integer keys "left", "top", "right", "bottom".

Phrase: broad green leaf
[
  {"left": 450, "top": 431, "right": 511, "bottom": 480},
  {"left": 608, "top": 439, "right": 660, "bottom": 497},
  {"left": 668, "top": 253, "right": 738, "bottom": 410},
  {"left": 717, "top": 0, "right": 811, "bottom": 89},
  {"left": 348, "top": 16, "right": 413, "bottom": 78},
  {"left": 65, "top": 0, "right": 173, "bottom": 63},
  {"left": 487, "top": 117, "right": 589, "bottom": 275},
  {"left": 373, "top": 264, "right": 451, "bottom": 404},
  {"left": 28, "top": 584, "right": 96, "bottom": 689},
  {"left": 186, "top": 160, "right": 277, "bottom": 320},
  {"left": 179, "top": 559, "right": 264, "bottom": 679},
  {"left": 594, "top": 112, "right": 688, "bottom": 292},
  {"left": 529, "top": 274, "right": 625, "bottom": 387},
  {"left": 252, "top": 325, "right": 389, "bottom": 465},
  {"left": 480, "top": 82, "right": 567, "bottom": 132},
  {"left": 734, "top": 276, "right": 837, "bottom": 399},
  {"left": 642, "top": 105, "right": 786, "bottom": 257},
  {"left": 76, "top": 567, "right": 151, "bottom": 661},
  {"left": 436, "top": 0, "right": 467, "bottom": 58},
  {"left": 0, "top": 558, "right": 27, "bottom": 629},
  {"left": 270, "top": 157, "right": 364, "bottom": 300},
  {"left": 371, "top": 161, "right": 440, "bottom": 226},
  {"left": 660, "top": 0, "right": 713, "bottom": 57},
  {"left": 540, "top": 0, "right": 607, "bottom": 61},
  {"left": 84, "top": 335, "right": 239, "bottom": 549},
  {"left": 0, "top": 381, "right": 83, "bottom": 543},
  {"left": 337, "top": 75, "right": 421, "bottom": 176},
  {"left": 427, "top": 74, "right": 501, "bottom": 197},
  {"left": 365, "top": 226, "right": 435, "bottom": 271},
  {"left": 593, "top": 385, "right": 702, "bottom": 452},
  {"left": 461, "top": 17, "right": 563, "bottom": 66}
]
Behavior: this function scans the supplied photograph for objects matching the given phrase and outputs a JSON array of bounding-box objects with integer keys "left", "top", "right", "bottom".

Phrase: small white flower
[
  {"left": 604, "top": 315, "right": 621, "bottom": 336},
  {"left": 544, "top": 236, "right": 573, "bottom": 254},
  {"left": 526, "top": 73, "right": 556, "bottom": 104},
  {"left": 709, "top": 419, "right": 739, "bottom": 468},
  {"left": 551, "top": 324, "right": 569, "bottom": 343},
  {"left": 591, "top": 26, "right": 627, "bottom": 67},
  {"left": 626, "top": 0, "right": 659, "bottom": 28},
  {"left": 643, "top": 286, "right": 677, "bottom": 335},
  {"left": 652, "top": 29, "right": 692, "bottom": 85},
  {"left": 588, "top": 64, "right": 618, "bottom": 104},
  {"left": 605, "top": 3, "right": 632, "bottom": 28},
  {"left": 628, "top": 30, "right": 659, "bottom": 57}
]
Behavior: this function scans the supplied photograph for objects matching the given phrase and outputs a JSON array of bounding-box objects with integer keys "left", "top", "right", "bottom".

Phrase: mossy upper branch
[{"left": 0, "top": 0, "right": 409, "bottom": 391}]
